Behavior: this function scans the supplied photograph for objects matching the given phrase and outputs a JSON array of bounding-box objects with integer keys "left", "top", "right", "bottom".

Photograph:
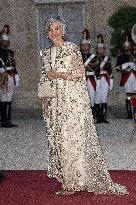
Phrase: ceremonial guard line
[
  {"left": 0, "top": 25, "right": 19, "bottom": 128},
  {"left": 116, "top": 31, "right": 136, "bottom": 120},
  {"left": 80, "top": 31, "right": 114, "bottom": 123}
]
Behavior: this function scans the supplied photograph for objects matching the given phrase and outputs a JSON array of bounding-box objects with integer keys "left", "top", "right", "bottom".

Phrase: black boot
[
  {"left": 1, "top": 102, "right": 8, "bottom": 127},
  {"left": 6, "top": 102, "right": 18, "bottom": 127},
  {"left": 126, "top": 99, "right": 133, "bottom": 119},
  {"left": 91, "top": 106, "right": 95, "bottom": 119},
  {"left": 94, "top": 104, "right": 101, "bottom": 123},
  {"left": 1, "top": 102, "right": 18, "bottom": 128},
  {"left": 101, "top": 103, "right": 109, "bottom": 123}
]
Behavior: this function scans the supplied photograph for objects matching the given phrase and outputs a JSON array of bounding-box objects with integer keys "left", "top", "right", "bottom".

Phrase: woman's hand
[
  {"left": 47, "top": 71, "right": 69, "bottom": 80},
  {"left": 47, "top": 70, "right": 56, "bottom": 79},
  {"left": 47, "top": 70, "right": 83, "bottom": 81}
]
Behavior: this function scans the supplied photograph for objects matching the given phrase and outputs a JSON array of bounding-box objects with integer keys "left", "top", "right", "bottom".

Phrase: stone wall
[
  {"left": 0, "top": 0, "right": 41, "bottom": 116},
  {"left": 0, "top": 0, "right": 136, "bottom": 117},
  {"left": 86, "top": 0, "right": 136, "bottom": 48},
  {"left": 85, "top": 0, "right": 136, "bottom": 113}
]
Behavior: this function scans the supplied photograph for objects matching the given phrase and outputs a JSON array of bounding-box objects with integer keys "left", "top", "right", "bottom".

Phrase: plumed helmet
[{"left": 81, "top": 38, "right": 90, "bottom": 45}]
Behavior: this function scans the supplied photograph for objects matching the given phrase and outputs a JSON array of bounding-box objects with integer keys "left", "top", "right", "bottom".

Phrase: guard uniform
[
  {"left": 80, "top": 38, "right": 97, "bottom": 117},
  {"left": 116, "top": 48, "right": 136, "bottom": 118},
  {"left": 0, "top": 33, "right": 19, "bottom": 127},
  {"left": 94, "top": 48, "right": 113, "bottom": 123},
  {"left": 83, "top": 53, "right": 98, "bottom": 115}
]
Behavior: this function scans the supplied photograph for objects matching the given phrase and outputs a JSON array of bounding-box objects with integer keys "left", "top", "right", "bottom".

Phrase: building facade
[{"left": 0, "top": 0, "right": 136, "bottom": 117}]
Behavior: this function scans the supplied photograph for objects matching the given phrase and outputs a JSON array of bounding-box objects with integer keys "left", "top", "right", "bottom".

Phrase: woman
[{"left": 39, "top": 18, "right": 128, "bottom": 195}]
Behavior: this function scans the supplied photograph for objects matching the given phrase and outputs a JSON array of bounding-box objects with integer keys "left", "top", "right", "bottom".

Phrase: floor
[{"left": 0, "top": 110, "right": 136, "bottom": 170}]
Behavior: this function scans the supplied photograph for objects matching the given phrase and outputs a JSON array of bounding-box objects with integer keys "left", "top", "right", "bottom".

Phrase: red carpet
[{"left": 0, "top": 170, "right": 135, "bottom": 205}]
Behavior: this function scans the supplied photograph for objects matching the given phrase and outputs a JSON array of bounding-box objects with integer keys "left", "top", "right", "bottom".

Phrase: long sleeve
[
  {"left": 71, "top": 47, "right": 85, "bottom": 76},
  {"left": 65, "top": 44, "right": 85, "bottom": 79},
  {"left": 38, "top": 48, "right": 51, "bottom": 100},
  {"left": 39, "top": 48, "right": 51, "bottom": 85}
]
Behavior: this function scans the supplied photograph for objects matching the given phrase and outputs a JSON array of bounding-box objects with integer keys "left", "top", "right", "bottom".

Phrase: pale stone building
[{"left": 0, "top": 0, "right": 136, "bottom": 117}]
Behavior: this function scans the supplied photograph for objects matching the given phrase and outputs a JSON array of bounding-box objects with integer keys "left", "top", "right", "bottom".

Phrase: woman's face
[{"left": 48, "top": 21, "right": 64, "bottom": 42}]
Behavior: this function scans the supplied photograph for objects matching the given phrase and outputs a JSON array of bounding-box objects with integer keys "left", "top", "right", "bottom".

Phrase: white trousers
[
  {"left": 0, "top": 74, "right": 19, "bottom": 102},
  {"left": 95, "top": 76, "right": 109, "bottom": 104},
  {"left": 124, "top": 72, "right": 136, "bottom": 93},
  {"left": 86, "top": 78, "right": 96, "bottom": 107}
]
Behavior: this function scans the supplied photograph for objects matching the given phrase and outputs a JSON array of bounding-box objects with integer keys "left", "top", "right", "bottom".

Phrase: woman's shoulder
[
  {"left": 63, "top": 41, "right": 82, "bottom": 58},
  {"left": 43, "top": 46, "right": 51, "bottom": 55},
  {"left": 62, "top": 41, "right": 81, "bottom": 56},
  {"left": 64, "top": 41, "right": 79, "bottom": 50}
]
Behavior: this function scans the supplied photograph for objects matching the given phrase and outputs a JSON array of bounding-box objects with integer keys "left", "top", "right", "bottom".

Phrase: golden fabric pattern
[{"left": 40, "top": 42, "right": 128, "bottom": 195}]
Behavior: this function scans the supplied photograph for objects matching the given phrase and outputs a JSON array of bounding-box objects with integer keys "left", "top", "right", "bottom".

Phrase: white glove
[
  {"left": 15, "top": 74, "right": 20, "bottom": 87},
  {"left": 0, "top": 67, "right": 6, "bottom": 73}
]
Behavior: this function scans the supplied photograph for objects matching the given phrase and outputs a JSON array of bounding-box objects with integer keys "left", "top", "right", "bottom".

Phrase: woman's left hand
[
  {"left": 47, "top": 71, "right": 56, "bottom": 79},
  {"left": 48, "top": 70, "right": 69, "bottom": 80}
]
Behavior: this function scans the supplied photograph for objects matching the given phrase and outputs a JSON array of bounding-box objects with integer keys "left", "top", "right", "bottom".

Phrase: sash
[
  {"left": 86, "top": 75, "right": 96, "bottom": 91},
  {"left": 120, "top": 72, "right": 131, "bottom": 86},
  {"left": 0, "top": 58, "right": 6, "bottom": 73},
  {"left": 84, "top": 54, "right": 96, "bottom": 66},
  {"left": 100, "top": 73, "right": 110, "bottom": 85},
  {"left": 100, "top": 56, "right": 109, "bottom": 69},
  {"left": 0, "top": 57, "right": 5, "bottom": 67}
]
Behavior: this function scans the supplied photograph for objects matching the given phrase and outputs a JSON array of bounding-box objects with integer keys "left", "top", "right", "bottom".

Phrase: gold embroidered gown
[{"left": 39, "top": 42, "right": 128, "bottom": 195}]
